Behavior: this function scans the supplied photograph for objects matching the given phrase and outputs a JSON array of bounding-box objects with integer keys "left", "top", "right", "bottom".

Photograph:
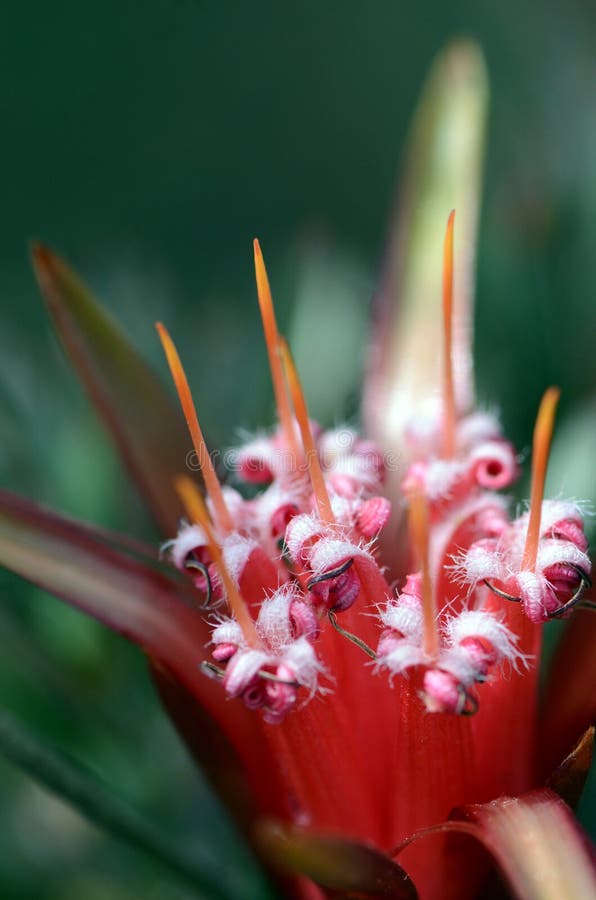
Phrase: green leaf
[
  {"left": 255, "top": 820, "right": 417, "bottom": 898},
  {"left": 151, "top": 665, "right": 259, "bottom": 832},
  {"left": 31, "top": 244, "right": 189, "bottom": 536},
  {"left": 364, "top": 40, "right": 488, "bottom": 454},
  {"left": 0, "top": 708, "right": 270, "bottom": 900}
]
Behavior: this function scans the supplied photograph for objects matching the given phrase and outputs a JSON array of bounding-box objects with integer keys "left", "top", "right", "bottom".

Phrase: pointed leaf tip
[
  {"left": 546, "top": 727, "right": 594, "bottom": 810},
  {"left": 365, "top": 39, "right": 488, "bottom": 454},
  {"left": 255, "top": 821, "right": 417, "bottom": 898},
  {"left": 31, "top": 244, "right": 190, "bottom": 537}
]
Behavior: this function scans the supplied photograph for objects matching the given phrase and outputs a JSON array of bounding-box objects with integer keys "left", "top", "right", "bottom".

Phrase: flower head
[{"left": 1, "top": 40, "right": 595, "bottom": 900}]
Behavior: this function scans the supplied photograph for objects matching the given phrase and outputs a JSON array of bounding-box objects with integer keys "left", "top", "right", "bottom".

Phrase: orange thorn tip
[
  {"left": 279, "top": 338, "right": 335, "bottom": 526},
  {"left": 155, "top": 323, "right": 234, "bottom": 534},
  {"left": 408, "top": 491, "right": 438, "bottom": 659},
  {"left": 522, "top": 386, "right": 561, "bottom": 571},
  {"left": 442, "top": 210, "right": 456, "bottom": 459},
  {"left": 174, "top": 473, "right": 211, "bottom": 529},
  {"left": 253, "top": 242, "right": 301, "bottom": 464},
  {"left": 174, "top": 474, "right": 261, "bottom": 648}
]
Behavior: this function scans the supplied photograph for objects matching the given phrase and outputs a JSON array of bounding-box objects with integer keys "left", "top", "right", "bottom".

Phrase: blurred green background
[{"left": 2, "top": 1, "right": 596, "bottom": 897}]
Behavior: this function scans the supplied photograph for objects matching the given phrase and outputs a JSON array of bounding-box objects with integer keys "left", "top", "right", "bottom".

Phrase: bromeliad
[{"left": 1, "top": 40, "right": 595, "bottom": 900}]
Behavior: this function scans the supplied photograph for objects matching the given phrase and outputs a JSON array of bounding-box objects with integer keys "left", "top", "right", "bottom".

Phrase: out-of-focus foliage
[{"left": 2, "top": 1, "right": 596, "bottom": 896}]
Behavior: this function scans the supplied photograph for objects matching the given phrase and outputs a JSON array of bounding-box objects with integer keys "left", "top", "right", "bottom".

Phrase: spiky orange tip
[
  {"left": 408, "top": 491, "right": 438, "bottom": 658},
  {"left": 522, "top": 386, "right": 561, "bottom": 571},
  {"left": 156, "top": 322, "right": 233, "bottom": 534},
  {"left": 253, "top": 240, "right": 300, "bottom": 461}
]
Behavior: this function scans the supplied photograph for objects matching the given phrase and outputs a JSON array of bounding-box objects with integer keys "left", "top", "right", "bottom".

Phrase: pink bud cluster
[
  {"left": 210, "top": 585, "right": 321, "bottom": 724},
  {"left": 402, "top": 412, "right": 518, "bottom": 513},
  {"left": 376, "top": 573, "right": 525, "bottom": 714},
  {"left": 166, "top": 408, "right": 590, "bottom": 724},
  {"left": 458, "top": 500, "right": 591, "bottom": 622},
  {"left": 168, "top": 424, "right": 392, "bottom": 721}
]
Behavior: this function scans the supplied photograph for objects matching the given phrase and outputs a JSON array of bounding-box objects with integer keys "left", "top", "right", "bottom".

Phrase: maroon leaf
[
  {"left": 0, "top": 489, "right": 258, "bottom": 746},
  {"left": 546, "top": 726, "right": 594, "bottom": 810},
  {"left": 32, "top": 244, "right": 189, "bottom": 536},
  {"left": 539, "top": 606, "right": 596, "bottom": 777},
  {"left": 255, "top": 820, "right": 418, "bottom": 899},
  {"left": 0, "top": 487, "right": 298, "bottom": 839}
]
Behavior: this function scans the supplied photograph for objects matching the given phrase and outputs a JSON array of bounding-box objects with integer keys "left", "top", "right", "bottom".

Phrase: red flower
[{"left": 0, "top": 41, "right": 595, "bottom": 900}]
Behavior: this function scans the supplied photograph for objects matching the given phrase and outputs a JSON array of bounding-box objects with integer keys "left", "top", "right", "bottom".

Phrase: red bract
[{"left": 1, "top": 40, "right": 595, "bottom": 900}]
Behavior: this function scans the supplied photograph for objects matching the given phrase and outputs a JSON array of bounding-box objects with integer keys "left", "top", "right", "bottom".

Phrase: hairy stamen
[
  {"left": 307, "top": 557, "right": 354, "bottom": 589},
  {"left": 522, "top": 386, "right": 560, "bottom": 571},
  {"left": 459, "top": 688, "right": 479, "bottom": 716},
  {"left": 156, "top": 323, "right": 234, "bottom": 534},
  {"left": 185, "top": 558, "right": 213, "bottom": 608},
  {"left": 546, "top": 565, "right": 592, "bottom": 618},
  {"left": 328, "top": 610, "right": 377, "bottom": 659},
  {"left": 201, "top": 660, "right": 226, "bottom": 679},
  {"left": 257, "top": 670, "right": 301, "bottom": 687},
  {"left": 200, "top": 661, "right": 299, "bottom": 689},
  {"left": 483, "top": 579, "right": 521, "bottom": 603}
]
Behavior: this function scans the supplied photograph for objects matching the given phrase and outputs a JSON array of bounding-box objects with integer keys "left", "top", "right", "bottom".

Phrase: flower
[{"left": 1, "top": 41, "right": 595, "bottom": 900}]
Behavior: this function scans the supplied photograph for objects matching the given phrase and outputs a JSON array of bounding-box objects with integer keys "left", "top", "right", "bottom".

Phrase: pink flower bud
[
  {"left": 212, "top": 642, "right": 238, "bottom": 663},
  {"left": 459, "top": 636, "right": 497, "bottom": 679},
  {"left": 547, "top": 517, "right": 589, "bottom": 552},
  {"left": 356, "top": 496, "right": 391, "bottom": 538},
  {"left": 468, "top": 440, "right": 518, "bottom": 490},
  {"left": 290, "top": 599, "right": 319, "bottom": 640},
  {"left": 270, "top": 502, "right": 300, "bottom": 540},
  {"left": 263, "top": 663, "right": 298, "bottom": 724},
  {"left": 423, "top": 669, "right": 462, "bottom": 714}
]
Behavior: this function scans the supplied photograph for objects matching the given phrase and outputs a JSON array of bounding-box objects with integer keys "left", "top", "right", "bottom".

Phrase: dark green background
[{"left": 1, "top": 2, "right": 596, "bottom": 897}]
